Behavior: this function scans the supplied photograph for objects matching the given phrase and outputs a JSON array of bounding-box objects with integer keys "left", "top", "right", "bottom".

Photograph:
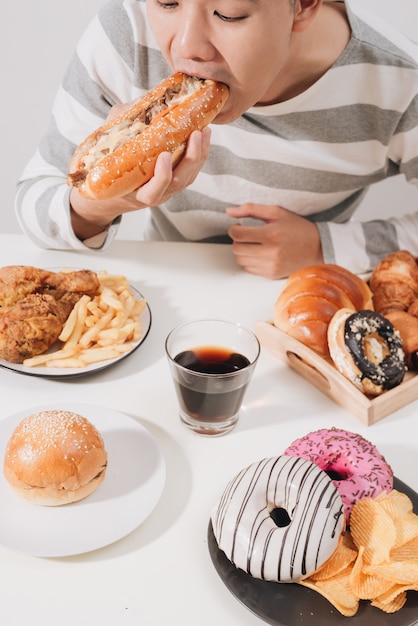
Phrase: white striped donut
[{"left": 211, "top": 455, "right": 345, "bottom": 583}]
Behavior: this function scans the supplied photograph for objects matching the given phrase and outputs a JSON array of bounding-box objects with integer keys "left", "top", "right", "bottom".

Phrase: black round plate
[{"left": 208, "top": 477, "right": 418, "bottom": 625}]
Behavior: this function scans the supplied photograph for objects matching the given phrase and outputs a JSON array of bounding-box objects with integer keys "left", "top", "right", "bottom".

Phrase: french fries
[{"left": 23, "top": 271, "right": 146, "bottom": 368}]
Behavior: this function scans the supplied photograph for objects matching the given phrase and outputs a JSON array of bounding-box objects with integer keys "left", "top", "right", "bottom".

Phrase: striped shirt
[{"left": 15, "top": 0, "right": 418, "bottom": 274}]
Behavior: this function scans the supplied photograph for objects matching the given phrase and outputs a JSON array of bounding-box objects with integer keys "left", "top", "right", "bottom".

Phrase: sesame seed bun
[{"left": 3, "top": 409, "right": 108, "bottom": 506}]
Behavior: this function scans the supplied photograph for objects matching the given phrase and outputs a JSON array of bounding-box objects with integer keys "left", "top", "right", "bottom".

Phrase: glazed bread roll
[
  {"left": 3, "top": 409, "right": 108, "bottom": 506},
  {"left": 370, "top": 250, "right": 418, "bottom": 315},
  {"left": 273, "top": 264, "right": 373, "bottom": 357}
]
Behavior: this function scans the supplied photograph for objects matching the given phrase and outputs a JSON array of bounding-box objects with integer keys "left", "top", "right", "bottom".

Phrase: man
[{"left": 15, "top": 0, "right": 418, "bottom": 278}]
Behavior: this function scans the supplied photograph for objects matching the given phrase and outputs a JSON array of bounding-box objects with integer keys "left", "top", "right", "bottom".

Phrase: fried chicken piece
[
  {"left": 43, "top": 269, "right": 100, "bottom": 296},
  {"left": 0, "top": 266, "right": 51, "bottom": 307},
  {"left": 0, "top": 265, "right": 100, "bottom": 363},
  {"left": 0, "top": 292, "right": 81, "bottom": 363},
  {"left": 0, "top": 266, "right": 100, "bottom": 307}
]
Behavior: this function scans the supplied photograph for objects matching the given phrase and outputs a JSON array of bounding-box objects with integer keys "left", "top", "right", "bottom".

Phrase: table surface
[{"left": 0, "top": 234, "right": 417, "bottom": 626}]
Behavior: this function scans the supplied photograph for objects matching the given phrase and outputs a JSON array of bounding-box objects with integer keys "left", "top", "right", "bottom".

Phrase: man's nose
[{"left": 175, "top": 13, "right": 215, "bottom": 61}]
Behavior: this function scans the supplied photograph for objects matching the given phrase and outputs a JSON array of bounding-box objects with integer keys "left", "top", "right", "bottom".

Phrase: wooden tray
[{"left": 255, "top": 320, "right": 418, "bottom": 426}]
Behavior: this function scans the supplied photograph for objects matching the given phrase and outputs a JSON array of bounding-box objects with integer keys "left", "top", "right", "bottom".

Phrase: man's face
[{"left": 146, "top": 0, "right": 298, "bottom": 123}]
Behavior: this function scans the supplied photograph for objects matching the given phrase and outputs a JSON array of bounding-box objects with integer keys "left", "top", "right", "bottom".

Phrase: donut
[
  {"left": 284, "top": 428, "right": 393, "bottom": 523},
  {"left": 211, "top": 455, "right": 344, "bottom": 583},
  {"left": 327, "top": 308, "right": 406, "bottom": 396}
]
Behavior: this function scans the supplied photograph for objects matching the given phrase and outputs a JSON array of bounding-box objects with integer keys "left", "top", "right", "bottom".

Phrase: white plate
[
  {"left": 0, "top": 403, "right": 166, "bottom": 557},
  {"left": 0, "top": 285, "right": 151, "bottom": 378}
]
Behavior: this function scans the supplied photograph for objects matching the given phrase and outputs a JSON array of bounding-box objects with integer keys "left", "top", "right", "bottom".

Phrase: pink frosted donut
[
  {"left": 211, "top": 455, "right": 345, "bottom": 583},
  {"left": 284, "top": 428, "right": 393, "bottom": 523}
]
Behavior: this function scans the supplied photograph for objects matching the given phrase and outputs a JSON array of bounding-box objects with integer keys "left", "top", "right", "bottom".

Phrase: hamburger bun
[{"left": 3, "top": 409, "right": 108, "bottom": 506}]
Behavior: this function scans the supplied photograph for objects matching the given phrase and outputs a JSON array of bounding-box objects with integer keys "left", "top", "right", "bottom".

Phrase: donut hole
[
  {"left": 270, "top": 507, "right": 291, "bottom": 527},
  {"left": 325, "top": 465, "right": 352, "bottom": 481},
  {"left": 327, "top": 469, "right": 348, "bottom": 480},
  {"left": 364, "top": 333, "right": 390, "bottom": 364}
]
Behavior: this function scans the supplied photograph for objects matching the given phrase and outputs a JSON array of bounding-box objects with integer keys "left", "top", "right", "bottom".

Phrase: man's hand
[
  {"left": 227, "top": 203, "right": 324, "bottom": 280},
  {"left": 70, "top": 127, "right": 211, "bottom": 241},
  {"left": 134, "top": 126, "right": 211, "bottom": 207}
]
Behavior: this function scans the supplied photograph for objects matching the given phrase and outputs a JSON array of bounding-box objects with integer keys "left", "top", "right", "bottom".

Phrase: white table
[{"left": 0, "top": 234, "right": 417, "bottom": 626}]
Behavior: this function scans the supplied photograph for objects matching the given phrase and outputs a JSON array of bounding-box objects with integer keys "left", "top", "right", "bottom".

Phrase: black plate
[{"left": 208, "top": 477, "right": 418, "bottom": 625}]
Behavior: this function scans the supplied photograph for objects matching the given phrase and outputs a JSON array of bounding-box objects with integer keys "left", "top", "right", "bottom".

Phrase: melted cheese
[{"left": 82, "top": 119, "right": 147, "bottom": 169}]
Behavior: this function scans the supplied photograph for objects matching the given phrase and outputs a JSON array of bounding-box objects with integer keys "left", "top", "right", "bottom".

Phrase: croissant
[
  {"left": 369, "top": 250, "right": 418, "bottom": 315},
  {"left": 408, "top": 300, "right": 418, "bottom": 317},
  {"left": 385, "top": 310, "right": 418, "bottom": 370},
  {"left": 273, "top": 264, "right": 373, "bottom": 357}
]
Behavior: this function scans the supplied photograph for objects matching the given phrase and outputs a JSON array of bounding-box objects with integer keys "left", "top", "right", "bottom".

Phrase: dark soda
[{"left": 173, "top": 346, "right": 251, "bottom": 422}]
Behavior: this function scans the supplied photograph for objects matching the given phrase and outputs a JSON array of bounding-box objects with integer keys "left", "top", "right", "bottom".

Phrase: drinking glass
[{"left": 165, "top": 319, "right": 260, "bottom": 436}]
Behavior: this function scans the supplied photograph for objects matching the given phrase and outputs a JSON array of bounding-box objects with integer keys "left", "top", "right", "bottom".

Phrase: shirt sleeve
[
  {"left": 317, "top": 205, "right": 418, "bottom": 275},
  {"left": 15, "top": 1, "right": 137, "bottom": 250}
]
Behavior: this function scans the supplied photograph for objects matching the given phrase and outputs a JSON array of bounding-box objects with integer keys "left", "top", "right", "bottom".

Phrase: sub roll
[{"left": 68, "top": 72, "right": 229, "bottom": 200}]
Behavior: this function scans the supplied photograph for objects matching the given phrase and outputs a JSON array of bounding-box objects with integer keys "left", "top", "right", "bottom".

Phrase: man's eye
[
  {"left": 214, "top": 10, "right": 247, "bottom": 22},
  {"left": 157, "top": 1, "right": 178, "bottom": 8}
]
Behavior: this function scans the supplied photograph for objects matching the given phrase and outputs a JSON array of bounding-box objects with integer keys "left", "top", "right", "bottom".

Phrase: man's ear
[{"left": 292, "top": 0, "right": 323, "bottom": 33}]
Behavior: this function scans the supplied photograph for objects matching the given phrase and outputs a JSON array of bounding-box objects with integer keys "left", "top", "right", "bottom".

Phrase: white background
[{"left": 2, "top": 0, "right": 418, "bottom": 237}]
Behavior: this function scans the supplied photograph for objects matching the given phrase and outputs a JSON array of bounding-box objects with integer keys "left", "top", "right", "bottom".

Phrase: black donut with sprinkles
[{"left": 327, "top": 308, "right": 406, "bottom": 396}]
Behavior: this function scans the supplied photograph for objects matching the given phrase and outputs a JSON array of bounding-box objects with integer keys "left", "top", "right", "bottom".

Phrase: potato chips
[
  {"left": 299, "top": 489, "right": 418, "bottom": 616},
  {"left": 23, "top": 271, "right": 146, "bottom": 368}
]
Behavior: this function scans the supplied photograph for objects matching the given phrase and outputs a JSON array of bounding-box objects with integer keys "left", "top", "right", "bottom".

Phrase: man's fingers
[
  {"left": 134, "top": 151, "right": 172, "bottom": 205},
  {"left": 134, "top": 128, "right": 211, "bottom": 205}
]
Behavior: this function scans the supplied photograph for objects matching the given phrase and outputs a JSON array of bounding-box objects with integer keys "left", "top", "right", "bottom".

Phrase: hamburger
[{"left": 3, "top": 409, "right": 108, "bottom": 506}]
